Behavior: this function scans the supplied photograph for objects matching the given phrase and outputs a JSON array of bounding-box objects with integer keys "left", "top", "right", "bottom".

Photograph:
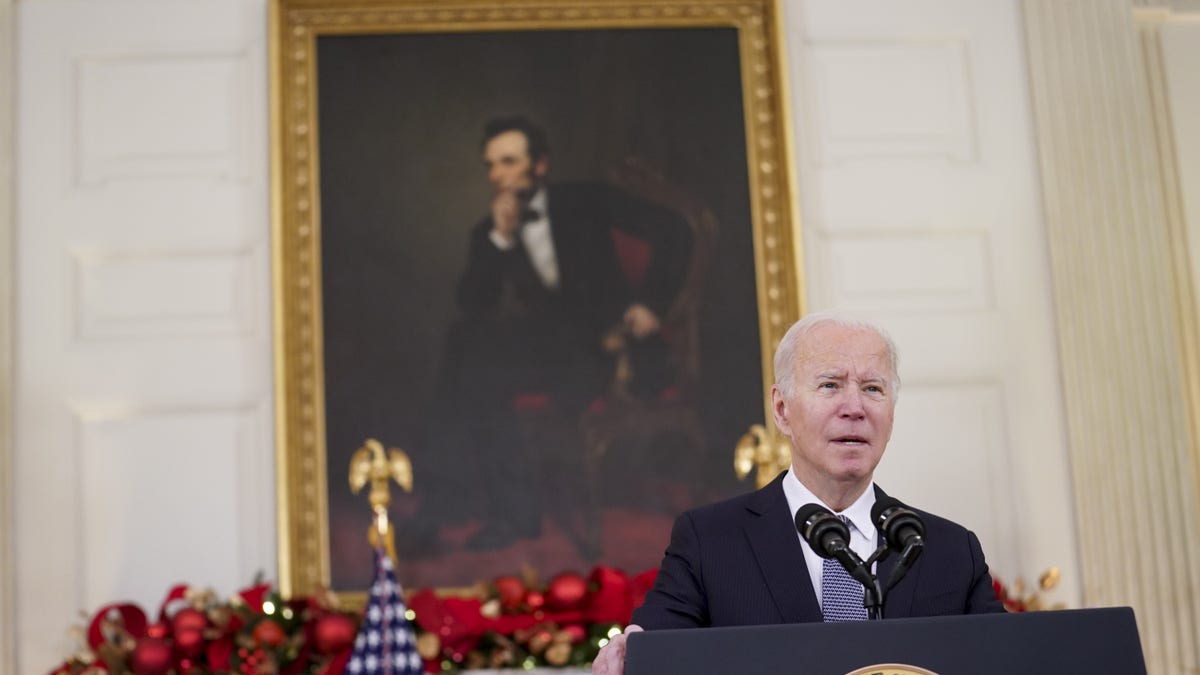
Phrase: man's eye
[
  {"left": 865, "top": 385, "right": 882, "bottom": 393},
  {"left": 819, "top": 382, "right": 837, "bottom": 389}
]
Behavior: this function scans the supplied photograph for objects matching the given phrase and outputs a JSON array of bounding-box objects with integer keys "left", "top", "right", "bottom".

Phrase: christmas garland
[{"left": 50, "top": 566, "right": 655, "bottom": 675}]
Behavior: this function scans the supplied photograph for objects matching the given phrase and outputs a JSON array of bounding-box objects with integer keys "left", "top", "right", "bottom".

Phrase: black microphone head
[
  {"left": 870, "top": 496, "right": 902, "bottom": 525},
  {"left": 795, "top": 503, "right": 850, "bottom": 559},
  {"left": 872, "top": 497, "right": 926, "bottom": 550}
]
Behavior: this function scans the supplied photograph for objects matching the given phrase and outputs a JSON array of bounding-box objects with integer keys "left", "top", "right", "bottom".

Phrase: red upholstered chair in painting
[
  {"left": 501, "top": 158, "right": 715, "bottom": 560},
  {"left": 575, "top": 157, "right": 717, "bottom": 558}
]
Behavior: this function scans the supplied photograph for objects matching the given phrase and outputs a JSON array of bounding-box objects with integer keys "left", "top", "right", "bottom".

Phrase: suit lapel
[{"left": 743, "top": 473, "right": 823, "bottom": 623}]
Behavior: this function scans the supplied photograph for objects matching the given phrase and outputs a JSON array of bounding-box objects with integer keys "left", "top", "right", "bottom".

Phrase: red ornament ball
[
  {"left": 562, "top": 624, "right": 587, "bottom": 644},
  {"left": 251, "top": 619, "right": 286, "bottom": 647},
  {"left": 545, "top": 572, "right": 588, "bottom": 611},
  {"left": 524, "top": 590, "right": 546, "bottom": 611},
  {"left": 145, "top": 622, "right": 169, "bottom": 640},
  {"left": 172, "top": 607, "right": 208, "bottom": 636},
  {"left": 129, "top": 638, "right": 174, "bottom": 675},
  {"left": 313, "top": 614, "right": 357, "bottom": 654},
  {"left": 174, "top": 628, "right": 206, "bottom": 659},
  {"left": 493, "top": 575, "right": 526, "bottom": 610}
]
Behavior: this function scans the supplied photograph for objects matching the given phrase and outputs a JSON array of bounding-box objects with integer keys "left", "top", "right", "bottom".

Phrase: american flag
[{"left": 346, "top": 545, "right": 423, "bottom": 675}]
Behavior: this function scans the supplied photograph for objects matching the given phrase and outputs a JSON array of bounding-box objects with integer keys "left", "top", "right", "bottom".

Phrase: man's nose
[{"left": 839, "top": 390, "right": 866, "bottom": 419}]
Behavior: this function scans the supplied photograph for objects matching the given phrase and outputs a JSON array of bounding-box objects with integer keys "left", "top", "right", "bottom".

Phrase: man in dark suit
[
  {"left": 593, "top": 311, "right": 1003, "bottom": 674},
  {"left": 432, "top": 116, "right": 691, "bottom": 551}
]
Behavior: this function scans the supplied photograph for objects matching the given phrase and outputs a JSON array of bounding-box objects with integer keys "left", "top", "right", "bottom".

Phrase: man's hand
[
  {"left": 491, "top": 190, "right": 522, "bottom": 245},
  {"left": 623, "top": 304, "right": 661, "bottom": 339},
  {"left": 592, "top": 624, "right": 643, "bottom": 675}
]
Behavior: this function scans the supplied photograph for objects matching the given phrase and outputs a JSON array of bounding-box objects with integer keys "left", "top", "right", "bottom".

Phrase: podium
[{"left": 624, "top": 607, "right": 1145, "bottom": 674}]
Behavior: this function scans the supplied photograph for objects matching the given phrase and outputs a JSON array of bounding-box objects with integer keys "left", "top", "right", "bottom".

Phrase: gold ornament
[
  {"left": 348, "top": 438, "right": 413, "bottom": 563},
  {"left": 415, "top": 632, "right": 441, "bottom": 660},
  {"left": 544, "top": 642, "right": 572, "bottom": 667},
  {"left": 479, "top": 598, "right": 501, "bottom": 619},
  {"left": 999, "top": 567, "right": 1066, "bottom": 611},
  {"left": 527, "top": 630, "right": 554, "bottom": 656},
  {"left": 733, "top": 424, "right": 791, "bottom": 488}
]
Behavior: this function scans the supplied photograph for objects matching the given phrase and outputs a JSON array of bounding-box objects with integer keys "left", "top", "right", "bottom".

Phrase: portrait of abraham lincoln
[{"left": 312, "top": 25, "right": 767, "bottom": 591}]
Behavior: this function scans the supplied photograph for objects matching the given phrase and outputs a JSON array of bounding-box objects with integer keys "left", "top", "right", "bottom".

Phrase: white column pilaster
[{"left": 1023, "top": 1, "right": 1200, "bottom": 672}]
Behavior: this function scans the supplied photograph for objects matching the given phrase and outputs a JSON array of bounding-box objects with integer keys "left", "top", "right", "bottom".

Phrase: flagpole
[{"left": 347, "top": 438, "right": 423, "bottom": 675}]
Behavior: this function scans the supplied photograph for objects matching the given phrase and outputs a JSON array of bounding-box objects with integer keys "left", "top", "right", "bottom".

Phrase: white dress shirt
[
  {"left": 488, "top": 188, "right": 560, "bottom": 289},
  {"left": 781, "top": 467, "right": 879, "bottom": 610}
]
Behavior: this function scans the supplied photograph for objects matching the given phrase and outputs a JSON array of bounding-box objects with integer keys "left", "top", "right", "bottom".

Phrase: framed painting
[{"left": 270, "top": 0, "right": 803, "bottom": 598}]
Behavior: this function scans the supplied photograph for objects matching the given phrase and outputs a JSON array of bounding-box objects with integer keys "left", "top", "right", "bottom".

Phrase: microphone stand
[
  {"left": 860, "top": 544, "right": 890, "bottom": 621},
  {"left": 833, "top": 543, "right": 885, "bottom": 621},
  {"left": 857, "top": 538, "right": 925, "bottom": 618},
  {"left": 883, "top": 537, "right": 924, "bottom": 593}
]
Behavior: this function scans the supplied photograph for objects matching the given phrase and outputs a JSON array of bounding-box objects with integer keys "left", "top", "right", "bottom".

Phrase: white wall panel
[
  {"left": 73, "top": 248, "right": 255, "bottom": 340},
  {"left": 77, "top": 53, "right": 250, "bottom": 185},
  {"left": 811, "top": 40, "right": 977, "bottom": 163},
  {"left": 75, "top": 406, "right": 252, "bottom": 608},
  {"left": 824, "top": 231, "right": 993, "bottom": 311}
]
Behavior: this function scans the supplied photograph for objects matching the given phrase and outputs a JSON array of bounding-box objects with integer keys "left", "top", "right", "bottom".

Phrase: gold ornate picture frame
[{"left": 271, "top": 0, "right": 802, "bottom": 598}]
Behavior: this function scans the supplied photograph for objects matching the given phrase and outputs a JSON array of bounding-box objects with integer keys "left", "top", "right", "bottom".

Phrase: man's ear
[
  {"left": 770, "top": 385, "right": 791, "bottom": 437},
  {"left": 534, "top": 156, "right": 549, "bottom": 179}
]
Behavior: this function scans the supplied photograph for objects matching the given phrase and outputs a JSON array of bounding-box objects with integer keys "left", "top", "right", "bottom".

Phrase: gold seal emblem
[{"left": 845, "top": 665, "right": 939, "bottom": 675}]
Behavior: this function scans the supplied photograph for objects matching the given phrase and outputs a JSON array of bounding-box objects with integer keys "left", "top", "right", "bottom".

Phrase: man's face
[
  {"left": 772, "top": 323, "right": 896, "bottom": 493},
  {"left": 483, "top": 130, "right": 548, "bottom": 198}
]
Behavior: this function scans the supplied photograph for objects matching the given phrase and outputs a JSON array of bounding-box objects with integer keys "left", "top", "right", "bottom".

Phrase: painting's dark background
[{"left": 317, "top": 27, "right": 763, "bottom": 589}]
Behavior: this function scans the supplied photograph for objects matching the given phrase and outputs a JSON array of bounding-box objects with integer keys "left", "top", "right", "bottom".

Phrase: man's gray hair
[{"left": 773, "top": 310, "right": 901, "bottom": 397}]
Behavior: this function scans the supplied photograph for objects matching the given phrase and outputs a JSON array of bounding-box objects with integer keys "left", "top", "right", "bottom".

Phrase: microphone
[
  {"left": 795, "top": 503, "right": 851, "bottom": 559},
  {"left": 871, "top": 497, "right": 926, "bottom": 591},
  {"left": 795, "top": 503, "right": 883, "bottom": 619},
  {"left": 795, "top": 504, "right": 875, "bottom": 586},
  {"left": 872, "top": 497, "right": 925, "bottom": 551}
]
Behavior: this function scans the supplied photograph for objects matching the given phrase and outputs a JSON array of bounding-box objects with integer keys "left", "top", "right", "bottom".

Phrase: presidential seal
[{"left": 845, "top": 665, "right": 939, "bottom": 675}]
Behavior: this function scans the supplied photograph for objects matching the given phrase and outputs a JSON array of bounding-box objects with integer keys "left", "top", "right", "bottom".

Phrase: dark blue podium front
[{"left": 625, "top": 606, "right": 1145, "bottom": 674}]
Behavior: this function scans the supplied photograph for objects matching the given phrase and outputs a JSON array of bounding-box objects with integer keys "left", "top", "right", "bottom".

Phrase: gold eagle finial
[
  {"left": 733, "top": 424, "right": 791, "bottom": 488},
  {"left": 348, "top": 438, "right": 413, "bottom": 562}
]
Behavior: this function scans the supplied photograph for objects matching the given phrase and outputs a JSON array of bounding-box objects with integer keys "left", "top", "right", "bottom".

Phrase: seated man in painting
[{"left": 433, "top": 116, "right": 694, "bottom": 551}]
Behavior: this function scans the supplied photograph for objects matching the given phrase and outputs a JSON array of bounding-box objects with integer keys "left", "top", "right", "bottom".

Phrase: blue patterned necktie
[{"left": 821, "top": 516, "right": 867, "bottom": 622}]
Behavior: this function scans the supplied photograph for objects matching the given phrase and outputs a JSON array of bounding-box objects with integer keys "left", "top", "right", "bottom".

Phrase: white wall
[
  {"left": 12, "top": 1, "right": 274, "bottom": 671},
  {"left": 782, "top": 0, "right": 1080, "bottom": 603}
]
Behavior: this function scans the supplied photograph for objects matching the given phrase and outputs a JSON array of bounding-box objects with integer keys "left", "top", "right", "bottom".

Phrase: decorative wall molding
[
  {"left": 821, "top": 229, "right": 994, "bottom": 312},
  {"left": 1022, "top": 1, "right": 1200, "bottom": 671},
  {"left": 14, "top": 2, "right": 273, "bottom": 671},
  {"left": 75, "top": 51, "right": 252, "bottom": 186},
  {"left": 70, "top": 247, "right": 257, "bottom": 341},
  {"left": 808, "top": 38, "right": 978, "bottom": 165},
  {"left": 71, "top": 402, "right": 269, "bottom": 609}
]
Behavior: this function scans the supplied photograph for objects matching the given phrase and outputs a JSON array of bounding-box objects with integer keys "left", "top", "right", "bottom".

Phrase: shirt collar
[
  {"left": 782, "top": 467, "right": 877, "bottom": 540},
  {"left": 526, "top": 187, "right": 548, "bottom": 220}
]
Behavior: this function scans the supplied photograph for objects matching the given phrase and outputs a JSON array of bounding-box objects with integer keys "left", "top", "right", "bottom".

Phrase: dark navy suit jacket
[{"left": 631, "top": 472, "right": 1005, "bottom": 629}]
